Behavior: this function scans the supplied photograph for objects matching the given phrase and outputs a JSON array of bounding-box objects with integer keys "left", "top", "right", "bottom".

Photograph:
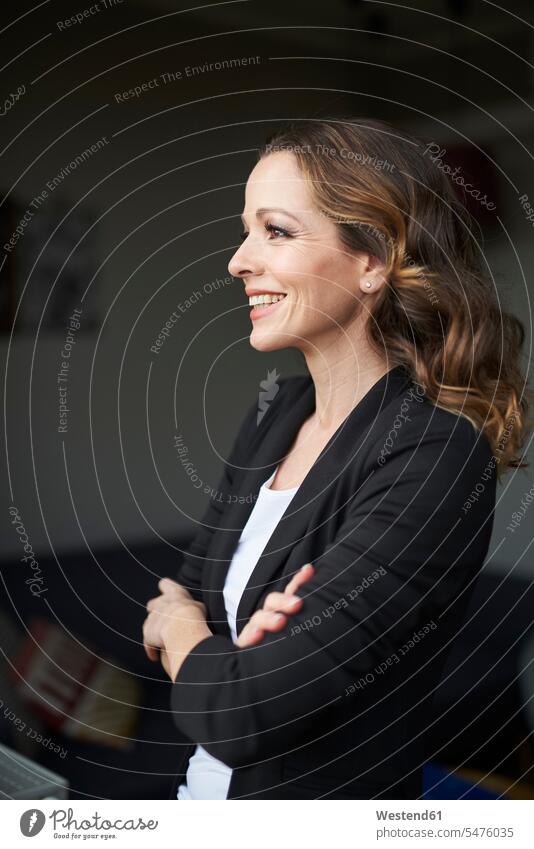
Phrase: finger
[
  {"left": 249, "top": 609, "right": 288, "bottom": 630},
  {"left": 142, "top": 624, "right": 160, "bottom": 661},
  {"left": 236, "top": 610, "right": 287, "bottom": 648},
  {"left": 235, "top": 626, "right": 265, "bottom": 649},
  {"left": 146, "top": 595, "right": 173, "bottom": 613},
  {"left": 160, "top": 649, "right": 172, "bottom": 678},
  {"left": 158, "top": 578, "right": 188, "bottom": 597},
  {"left": 142, "top": 615, "right": 166, "bottom": 649},
  {"left": 263, "top": 592, "right": 304, "bottom": 614},
  {"left": 144, "top": 643, "right": 159, "bottom": 662},
  {"left": 284, "top": 563, "right": 315, "bottom": 596}
]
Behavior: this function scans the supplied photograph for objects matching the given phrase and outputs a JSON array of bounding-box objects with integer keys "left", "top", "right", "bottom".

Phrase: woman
[{"left": 143, "top": 117, "right": 531, "bottom": 800}]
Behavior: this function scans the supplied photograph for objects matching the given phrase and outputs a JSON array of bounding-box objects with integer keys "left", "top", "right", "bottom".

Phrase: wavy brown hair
[{"left": 258, "top": 116, "right": 533, "bottom": 478}]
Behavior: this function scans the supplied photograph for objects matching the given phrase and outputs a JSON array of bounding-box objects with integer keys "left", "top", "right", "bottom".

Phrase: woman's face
[{"left": 228, "top": 151, "right": 376, "bottom": 354}]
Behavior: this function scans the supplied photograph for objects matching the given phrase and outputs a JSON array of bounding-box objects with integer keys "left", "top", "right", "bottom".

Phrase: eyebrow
[{"left": 240, "top": 207, "right": 301, "bottom": 226}]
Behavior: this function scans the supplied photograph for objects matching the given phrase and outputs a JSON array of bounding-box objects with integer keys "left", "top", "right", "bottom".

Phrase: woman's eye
[
  {"left": 238, "top": 223, "right": 290, "bottom": 242},
  {"left": 265, "top": 223, "right": 290, "bottom": 238}
]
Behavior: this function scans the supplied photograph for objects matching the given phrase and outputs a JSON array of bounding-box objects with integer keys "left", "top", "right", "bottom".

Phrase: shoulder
[{"left": 366, "top": 389, "right": 496, "bottom": 492}]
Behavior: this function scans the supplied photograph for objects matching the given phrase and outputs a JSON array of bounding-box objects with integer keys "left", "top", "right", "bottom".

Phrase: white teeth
[{"left": 248, "top": 294, "right": 286, "bottom": 306}]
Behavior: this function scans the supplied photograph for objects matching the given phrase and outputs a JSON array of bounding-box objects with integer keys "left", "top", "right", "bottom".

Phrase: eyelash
[{"left": 239, "top": 222, "right": 291, "bottom": 242}]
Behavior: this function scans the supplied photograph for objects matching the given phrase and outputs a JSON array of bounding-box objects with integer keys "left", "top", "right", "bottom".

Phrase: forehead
[{"left": 244, "top": 152, "right": 310, "bottom": 207}]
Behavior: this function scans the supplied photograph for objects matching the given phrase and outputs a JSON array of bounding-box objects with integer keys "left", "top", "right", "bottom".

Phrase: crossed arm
[
  {"left": 143, "top": 415, "right": 495, "bottom": 770},
  {"left": 143, "top": 564, "right": 315, "bottom": 680}
]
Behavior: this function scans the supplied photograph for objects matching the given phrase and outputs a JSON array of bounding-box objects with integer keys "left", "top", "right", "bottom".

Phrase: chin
[{"left": 249, "top": 331, "right": 288, "bottom": 353}]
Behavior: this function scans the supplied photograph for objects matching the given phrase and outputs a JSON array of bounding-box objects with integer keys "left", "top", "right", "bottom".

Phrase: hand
[
  {"left": 235, "top": 563, "right": 315, "bottom": 648},
  {"left": 143, "top": 577, "right": 207, "bottom": 662}
]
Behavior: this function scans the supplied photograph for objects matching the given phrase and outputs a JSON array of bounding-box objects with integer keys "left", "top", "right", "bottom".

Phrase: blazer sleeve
[
  {"left": 170, "top": 414, "right": 497, "bottom": 769},
  {"left": 175, "top": 396, "right": 261, "bottom": 601}
]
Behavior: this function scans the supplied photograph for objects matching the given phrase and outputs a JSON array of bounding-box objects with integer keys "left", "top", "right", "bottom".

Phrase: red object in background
[
  {"left": 10, "top": 619, "right": 98, "bottom": 730},
  {"left": 9, "top": 618, "right": 141, "bottom": 748}
]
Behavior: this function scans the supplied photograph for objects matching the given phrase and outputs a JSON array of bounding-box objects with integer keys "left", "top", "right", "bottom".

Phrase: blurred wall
[{"left": 1, "top": 0, "right": 532, "bottom": 578}]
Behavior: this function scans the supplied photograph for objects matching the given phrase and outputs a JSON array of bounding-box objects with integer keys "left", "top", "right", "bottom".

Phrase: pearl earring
[{"left": 365, "top": 281, "right": 372, "bottom": 289}]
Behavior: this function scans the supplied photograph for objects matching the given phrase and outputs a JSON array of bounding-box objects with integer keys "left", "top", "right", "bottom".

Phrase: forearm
[
  {"left": 170, "top": 630, "right": 348, "bottom": 768},
  {"left": 161, "top": 619, "right": 214, "bottom": 682}
]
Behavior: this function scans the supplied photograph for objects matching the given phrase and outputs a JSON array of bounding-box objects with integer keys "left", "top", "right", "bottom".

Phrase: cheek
[
  {"left": 307, "top": 282, "right": 361, "bottom": 329},
  {"left": 274, "top": 255, "right": 329, "bottom": 297},
  {"left": 312, "top": 255, "right": 359, "bottom": 309},
  {"left": 269, "top": 252, "right": 313, "bottom": 285},
  {"left": 270, "top": 250, "right": 356, "bottom": 315}
]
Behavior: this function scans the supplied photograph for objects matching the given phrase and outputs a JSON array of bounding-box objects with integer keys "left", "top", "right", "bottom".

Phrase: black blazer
[{"left": 168, "top": 364, "right": 497, "bottom": 799}]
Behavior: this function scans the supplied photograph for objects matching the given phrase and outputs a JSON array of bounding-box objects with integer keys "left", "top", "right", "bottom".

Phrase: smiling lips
[{"left": 249, "top": 293, "right": 287, "bottom": 321}]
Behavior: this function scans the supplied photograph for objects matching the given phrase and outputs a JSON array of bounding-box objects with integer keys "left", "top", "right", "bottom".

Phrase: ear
[{"left": 358, "top": 253, "right": 388, "bottom": 295}]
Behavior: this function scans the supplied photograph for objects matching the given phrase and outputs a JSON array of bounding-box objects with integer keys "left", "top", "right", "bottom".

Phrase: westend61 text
[{"left": 376, "top": 810, "right": 442, "bottom": 820}]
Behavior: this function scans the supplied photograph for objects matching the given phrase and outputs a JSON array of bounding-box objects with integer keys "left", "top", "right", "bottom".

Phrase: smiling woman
[
  {"left": 142, "top": 115, "right": 533, "bottom": 800},
  {"left": 230, "top": 118, "right": 531, "bottom": 467}
]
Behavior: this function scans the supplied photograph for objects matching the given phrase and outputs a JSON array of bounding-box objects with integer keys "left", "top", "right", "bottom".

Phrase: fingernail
[{"left": 274, "top": 613, "right": 285, "bottom": 622}]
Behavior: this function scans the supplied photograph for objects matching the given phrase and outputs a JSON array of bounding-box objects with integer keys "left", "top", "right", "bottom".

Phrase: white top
[{"left": 177, "top": 465, "right": 300, "bottom": 800}]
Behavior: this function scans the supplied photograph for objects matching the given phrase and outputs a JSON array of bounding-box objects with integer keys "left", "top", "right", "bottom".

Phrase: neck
[{"left": 302, "top": 329, "right": 391, "bottom": 431}]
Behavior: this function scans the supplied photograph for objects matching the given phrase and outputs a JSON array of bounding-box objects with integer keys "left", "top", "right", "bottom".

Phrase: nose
[{"left": 228, "top": 233, "right": 264, "bottom": 279}]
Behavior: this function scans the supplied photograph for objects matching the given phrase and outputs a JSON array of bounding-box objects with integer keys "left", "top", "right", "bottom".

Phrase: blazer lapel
[
  {"left": 203, "top": 378, "right": 316, "bottom": 637},
  {"left": 203, "top": 365, "right": 412, "bottom": 639}
]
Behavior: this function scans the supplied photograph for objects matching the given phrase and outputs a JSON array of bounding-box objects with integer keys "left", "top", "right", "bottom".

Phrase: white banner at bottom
[{"left": 2, "top": 799, "right": 533, "bottom": 848}]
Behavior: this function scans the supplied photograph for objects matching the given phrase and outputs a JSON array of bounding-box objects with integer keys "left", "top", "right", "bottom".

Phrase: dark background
[{"left": 0, "top": 0, "right": 533, "bottom": 799}]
